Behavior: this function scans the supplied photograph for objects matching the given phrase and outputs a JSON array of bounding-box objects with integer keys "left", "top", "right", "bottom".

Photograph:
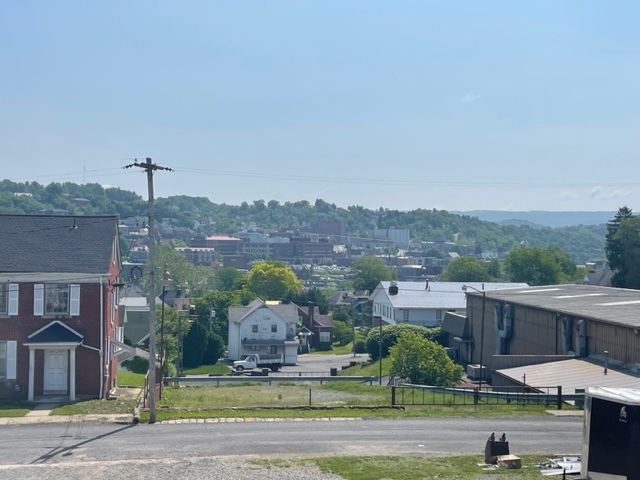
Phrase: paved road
[{"left": 0, "top": 415, "right": 583, "bottom": 479}]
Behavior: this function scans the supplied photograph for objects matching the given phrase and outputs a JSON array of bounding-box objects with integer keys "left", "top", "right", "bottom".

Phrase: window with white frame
[
  {"left": 436, "top": 310, "right": 443, "bottom": 321},
  {"left": 251, "top": 324, "right": 258, "bottom": 333},
  {"left": 0, "top": 341, "right": 16, "bottom": 380},
  {"left": 0, "top": 283, "right": 19, "bottom": 316},
  {"left": 271, "top": 324, "right": 277, "bottom": 333},
  {"left": 319, "top": 331, "right": 330, "bottom": 343},
  {"left": 403, "top": 310, "right": 409, "bottom": 321},
  {"left": 0, "top": 284, "right": 7, "bottom": 315},
  {"left": 0, "top": 342, "right": 6, "bottom": 379},
  {"left": 46, "top": 284, "right": 70, "bottom": 315},
  {"left": 34, "top": 284, "right": 80, "bottom": 316}
]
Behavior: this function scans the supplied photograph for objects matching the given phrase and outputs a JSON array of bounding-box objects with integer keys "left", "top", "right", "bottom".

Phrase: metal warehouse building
[{"left": 450, "top": 284, "right": 640, "bottom": 381}]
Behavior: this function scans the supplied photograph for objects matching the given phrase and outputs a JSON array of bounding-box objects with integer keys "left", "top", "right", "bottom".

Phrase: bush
[
  {"left": 353, "top": 340, "right": 367, "bottom": 354},
  {"left": 202, "top": 332, "right": 225, "bottom": 365},
  {"left": 332, "top": 320, "right": 354, "bottom": 346},
  {"left": 121, "top": 356, "right": 148, "bottom": 374},
  {"left": 366, "top": 324, "right": 444, "bottom": 360}
]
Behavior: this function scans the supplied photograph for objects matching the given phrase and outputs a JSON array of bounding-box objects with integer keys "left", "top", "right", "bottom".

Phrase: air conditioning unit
[{"left": 467, "top": 364, "right": 486, "bottom": 380}]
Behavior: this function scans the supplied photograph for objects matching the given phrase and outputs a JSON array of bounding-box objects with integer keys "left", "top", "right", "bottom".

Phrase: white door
[{"left": 44, "top": 350, "right": 68, "bottom": 393}]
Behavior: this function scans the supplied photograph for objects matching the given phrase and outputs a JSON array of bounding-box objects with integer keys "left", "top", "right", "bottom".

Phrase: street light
[{"left": 462, "top": 284, "right": 486, "bottom": 389}]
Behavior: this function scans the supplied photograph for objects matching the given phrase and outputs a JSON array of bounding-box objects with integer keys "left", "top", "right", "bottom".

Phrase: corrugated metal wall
[{"left": 467, "top": 295, "right": 640, "bottom": 369}]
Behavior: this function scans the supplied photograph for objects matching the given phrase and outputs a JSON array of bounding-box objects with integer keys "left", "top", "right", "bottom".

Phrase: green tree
[
  {"left": 503, "top": 246, "right": 566, "bottom": 285},
  {"left": 610, "top": 216, "right": 640, "bottom": 289},
  {"left": 487, "top": 257, "right": 501, "bottom": 280},
  {"left": 182, "top": 320, "right": 208, "bottom": 369},
  {"left": 366, "top": 323, "right": 443, "bottom": 360},
  {"left": 332, "top": 320, "right": 354, "bottom": 346},
  {"left": 389, "top": 332, "right": 463, "bottom": 386},
  {"left": 215, "top": 267, "right": 245, "bottom": 291},
  {"left": 440, "top": 256, "right": 492, "bottom": 282},
  {"left": 606, "top": 206, "right": 634, "bottom": 287},
  {"left": 352, "top": 256, "right": 397, "bottom": 293},
  {"left": 245, "top": 260, "right": 302, "bottom": 300}
]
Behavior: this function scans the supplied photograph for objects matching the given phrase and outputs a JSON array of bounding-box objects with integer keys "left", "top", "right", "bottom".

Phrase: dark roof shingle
[{"left": 0, "top": 214, "right": 118, "bottom": 274}]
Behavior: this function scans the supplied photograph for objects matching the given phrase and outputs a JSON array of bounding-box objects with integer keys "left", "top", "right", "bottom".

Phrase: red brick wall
[{"left": 0, "top": 273, "right": 118, "bottom": 399}]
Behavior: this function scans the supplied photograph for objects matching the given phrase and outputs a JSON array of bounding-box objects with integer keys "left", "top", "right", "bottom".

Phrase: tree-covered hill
[{"left": 0, "top": 179, "right": 606, "bottom": 262}]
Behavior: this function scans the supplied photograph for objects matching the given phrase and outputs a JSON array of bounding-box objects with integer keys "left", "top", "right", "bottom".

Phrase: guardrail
[{"left": 164, "top": 375, "right": 379, "bottom": 386}]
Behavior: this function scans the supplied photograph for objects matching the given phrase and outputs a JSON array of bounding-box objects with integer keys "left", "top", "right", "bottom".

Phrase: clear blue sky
[{"left": 1, "top": 1, "right": 638, "bottom": 211}]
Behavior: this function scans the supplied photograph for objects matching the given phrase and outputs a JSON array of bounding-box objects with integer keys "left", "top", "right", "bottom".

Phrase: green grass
[
  {"left": 50, "top": 398, "right": 136, "bottom": 416},
  {"left": 0, "top": 401, "right": 33, "bottom": 417},
  {"left": 288, "top": 454, "right": 550, "bottom": 480},
  {"left": 340, "top": 357, "right": 392, "bottom": 377},
  {"left": 312, "top": 342, "right": 355, "bottom": 355},
  {"left": 117, "top": 370, "right": 145, "bottom": 387},
  {"left": 139, "top": 382, "right": 555, "bottom": 421},
  {"left": 183, "top": 362, "right": 230, "bottom": 375}
]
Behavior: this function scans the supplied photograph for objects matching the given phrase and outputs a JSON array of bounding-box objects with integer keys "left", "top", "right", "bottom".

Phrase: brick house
[
  {"left": 0, "top": 215, "right": 120, "bottom": 401},
  {"left": 298, "top": 303, "right": 333, "bottom": 350}
]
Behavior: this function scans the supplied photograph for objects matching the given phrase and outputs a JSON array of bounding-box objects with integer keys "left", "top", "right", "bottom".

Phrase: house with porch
[
  {"left": 0, "top": 214, "right": 121, "bottom": 401},
  {"left": 227, "top": 299, "right": 300, "bottom": 365}
]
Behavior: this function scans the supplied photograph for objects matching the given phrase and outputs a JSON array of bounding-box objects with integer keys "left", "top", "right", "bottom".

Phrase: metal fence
[{"left": 391, "top": 385, "right": 581, "bottom": 410}]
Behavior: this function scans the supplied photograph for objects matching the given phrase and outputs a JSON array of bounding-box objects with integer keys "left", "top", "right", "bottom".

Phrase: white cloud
[
  {"left": 461, "top": 93, "right": 482, "bottom": 103},
  {"left": 589, "top": 185, "right": 632, "bottom": 200}
]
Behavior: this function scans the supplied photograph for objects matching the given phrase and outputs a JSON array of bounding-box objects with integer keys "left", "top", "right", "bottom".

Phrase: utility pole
[{"left": 124, "top": 158, "right": 173, "bottom": 423}]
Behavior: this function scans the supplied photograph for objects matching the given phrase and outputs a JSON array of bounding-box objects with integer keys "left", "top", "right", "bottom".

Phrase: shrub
[
  {"left": 366, "top": 324, "right": 444, "bottom": 360},
  {"left": 353, "top": 340, "right": 367, "bottom": 354},
  {"left": 121, "top": 356, "right": 148, "bottom": 374}
]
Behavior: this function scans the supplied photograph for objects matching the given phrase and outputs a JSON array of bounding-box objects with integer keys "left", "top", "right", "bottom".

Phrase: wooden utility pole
[{"left": 124, "top": 158, "right": 173, "bottom": 423}]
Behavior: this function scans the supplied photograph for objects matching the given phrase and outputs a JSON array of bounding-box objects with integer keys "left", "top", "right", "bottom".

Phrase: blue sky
[{"left": 1, "top": 1, "right": 638, "bottom": 211}]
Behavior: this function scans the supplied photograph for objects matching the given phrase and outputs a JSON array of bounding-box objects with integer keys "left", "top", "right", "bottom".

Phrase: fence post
[
  {"left": 391, "top": 386, "right": 396, "bottom": 406},
  {"left": 309, "top": 388, "right": 312, "bottom": 406},
  {"left": 557, "top": 385, "right": 563, "bottom": 410},
  {"left": 474, "top": 387, "right": 479, "bottom": 406}
]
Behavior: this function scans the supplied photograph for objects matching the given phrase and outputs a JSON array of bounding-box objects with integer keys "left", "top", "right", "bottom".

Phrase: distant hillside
[
  {"left": 456, "top": 210, "right": 614, "bottom": 228},
  {"left": 0, "top": 179, "right": 607, "bottom": 263}
]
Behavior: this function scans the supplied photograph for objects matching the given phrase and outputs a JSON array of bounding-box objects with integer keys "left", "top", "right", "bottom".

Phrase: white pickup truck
[{"left": 233, "top": 354, "right": 283, "bottom": 372}]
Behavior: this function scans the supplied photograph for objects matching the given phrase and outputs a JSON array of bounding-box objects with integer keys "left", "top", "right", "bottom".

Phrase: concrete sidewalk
[{"left": 0, "top": 413, "right": 136, "bottom": 425}]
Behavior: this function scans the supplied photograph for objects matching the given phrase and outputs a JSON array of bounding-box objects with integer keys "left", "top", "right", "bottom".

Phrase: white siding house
[
  {"left": 369, "top": 280, "right": 528, "bottom": 327},
  {"left": 228, "top": 299, "right": 300, "bottom": 365}
]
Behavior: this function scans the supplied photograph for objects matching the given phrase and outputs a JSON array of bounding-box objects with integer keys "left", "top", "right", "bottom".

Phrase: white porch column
[
  {"left": 69, "top": 348, "right": 76, "bottom": 401},
  {"left": 28, "top": 348, "right": 35, "bottom": 401}
]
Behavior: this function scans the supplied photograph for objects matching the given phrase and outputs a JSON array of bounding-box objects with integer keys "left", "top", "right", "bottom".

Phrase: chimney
[
  {"left": 308, "top": 302, "right": 315, "bottom": 323},
  {"left": 388, "top": 282, "right": 398, "bottom": 295}
]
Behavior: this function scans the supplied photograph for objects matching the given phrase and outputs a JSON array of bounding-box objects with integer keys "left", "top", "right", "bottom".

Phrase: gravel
[{"left": 0, "top": 456, "right": 344, "bottom": 480}]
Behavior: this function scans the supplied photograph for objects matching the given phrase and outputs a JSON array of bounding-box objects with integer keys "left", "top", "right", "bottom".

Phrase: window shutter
[
  {"left": 70, "top": 284, "right": 80, "bottom": 316},
  {"left": 6, "top": 341, "right": 17, "bottom": 380},
  {"left": 34, "top": 284, "right": 44, "bottom": 316},
  {"left": 8, "top": 284, "right": 18, "bottom": 315}
]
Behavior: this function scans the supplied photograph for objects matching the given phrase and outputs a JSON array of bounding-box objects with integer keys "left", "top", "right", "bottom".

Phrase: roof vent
[{"left": 388, "top": 282, "right": 399, "bottom": 295}]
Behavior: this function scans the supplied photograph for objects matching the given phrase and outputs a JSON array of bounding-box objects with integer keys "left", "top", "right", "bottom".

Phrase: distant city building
[{"left": 373, "top": 228, "right": 410, "bottom": 249}]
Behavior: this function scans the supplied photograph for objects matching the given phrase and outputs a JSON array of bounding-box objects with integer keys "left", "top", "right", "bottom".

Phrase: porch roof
[{"left": 24, "top": 320, "right": 83, "bottom": 345}]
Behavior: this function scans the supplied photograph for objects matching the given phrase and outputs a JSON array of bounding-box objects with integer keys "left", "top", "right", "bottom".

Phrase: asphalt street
[{"left": 0, "top": 415, "right": 583, "bottom": 479}]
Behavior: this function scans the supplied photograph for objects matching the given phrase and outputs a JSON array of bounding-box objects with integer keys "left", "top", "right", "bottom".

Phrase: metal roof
[
  {"left": 586, "top": 386, "right": 640, "bottom": 405},
  {"left": 371, "top": 281, "right": 528, "bottom": 309},
  {"left": 495, "top": 358, "right": 640, "bottom": 393},
  {"left": 228, "top": 298, "right": 300, "bottom": 324},
  {"left": 0, "top": 214, "right": 118, "bottom": 274},
  {"left": 474, "top": 284, "right": 640, "bottom": 328}
]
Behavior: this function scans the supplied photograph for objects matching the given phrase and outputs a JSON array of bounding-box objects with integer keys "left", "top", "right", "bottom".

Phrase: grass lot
[
  {"left": 50, "top": 398, "right": 136, "bottom": 416},
  {"left": 183, "top": 362, "right": 230, "bottom": 375},
  {"left": 257, "top": 454, "right": 551, "bottom": 480},
  {"left": 0, "top": 401, "right": 33, "bottom": 417},
  {"left": 137, "top": 381, "right": 554, "bottom": 421},
  {"left": 117, "top": 370, "right": 145, "bottom": 387}
]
